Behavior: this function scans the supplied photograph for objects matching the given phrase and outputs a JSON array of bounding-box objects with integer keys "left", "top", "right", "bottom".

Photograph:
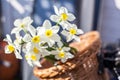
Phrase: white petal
[
  {"left": 77, "top": 29, "right": 84, "bottom": 35},
  {"left": 50, "top": 15, "right": 59, "bottom": 22},
  {"left": 55, "top": 55, "right": 60, "bottom": 60},
  {"left": 15, "top": 44, "right": 21, "bottom": 51},
  {"left": 72, "top": 24, "right": 77, "bottom": 30},
  {"left": 27, "top": 60, "right": 33, "bottom": 67},
  {"left": 23, "top": 16, "right": 33, "bottom": 24},
  {"left": 48, "top": 39, "right": 55, "bottom": 47},
  {"left": 63, "top": 47, "right": 70, "bottom": 51},
  {"left": 73, "top": 35, "right": 80, "bottom": 42},
  {"left": 23, "top": 34, "right": 32, "bottom": 42},
  {"left": 15, "top": 33, "right": 21, "bottom": 38},
  {"left": 11, "top": 27, "right": 22, "bottom": 34},
  {"left": 61, "top": 58, "right": 67, "bottom": 63},
  {"left": 67, "top": 35, "right": 73, "bottom": 42},
  {"left": 68, "top": 13, "right": 76, "bottom": 21},
  {"left": 61, "top": 30, "right": 69, "bottom": 36},
  {"left": 51, "top": 34, "right": 61, "bottom": 42},
  {"left": 14, "top": 50, "right": 22, "bottom": 59},
  {"left": 14, "top": 19, "right": 21, "bottom": 27},
  {"left": 6, "top": 34, "right": 12, "bottom": 43},
  {"left": 43, "top": 20, "right": 51, "bottom": 29},
  {"left": 26, "top": 42, "right": 34, "bottom": 51},
  {"left": 33, "top": 61, "right": 42, "bottom": 67},
  {"left": 53, "top": 6, "right": 59, "bottom": 15},
  {"left": 28, "top": 25, "right": 36, "bottom": 36},
  {"left": 37, "top": 27, "right": 45, "bottom": 35},
  {"left": 60, "top": 21, "right": 69, "bottom": 29},
  {"left": 67, "top": 53, "right": 74, "bottom": 58},
  {"left": 59, "top": 7, "right": 68, "bottom": 14},
  {"left": 52, "top": 26, "right": 59, "bottom": 33},
  {"left": 57, "top": 41, "right": 63, "bottom": 48},
  {"left": 51, "top": 50, "right": 58, "bottom": 55},
  {"left": 5, "top": 45, "right": 11, "bottom": 54}
]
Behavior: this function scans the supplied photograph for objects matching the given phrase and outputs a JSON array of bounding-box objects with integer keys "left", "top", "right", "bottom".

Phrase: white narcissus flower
[
  {"left": 11, "top": 16, "right": 33, "bottom": 34},
  {"left": 24, "top": 42, "right": 42, "bottom": 67},
  {"left": 62, "top": 24, "right": 84, "bottom": 42},
  {"left": 22, "top": 25, "right": 44, "bottom": 44},
  {"left": 50, "top": 6, "right": 76, "bottom": 29},
  {"left": 25, "top": 42, "right": 42, "bottom": 54},
  {"left": 37, "top": 20, "right": 61, "bottom": 47},
  {"left": 52, "top": 47, "right": 74, "bottom": 63},
  {"left": 14, "top": 33, "right": 23, "bottom": 45},
  {"left": 4, "top": 34, "right": 22, "bottom": 59},
  {"left": 25, "top": 53, "right": 42, "bottom": 67}
]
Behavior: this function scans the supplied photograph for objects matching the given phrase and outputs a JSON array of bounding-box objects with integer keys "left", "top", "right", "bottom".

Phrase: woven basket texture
[{"left": 34, "top": 31, "right": 106, "bottom": 80}]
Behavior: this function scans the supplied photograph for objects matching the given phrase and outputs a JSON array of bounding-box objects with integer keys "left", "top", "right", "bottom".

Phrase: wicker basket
[{"left": 33, "top": 31, "right": 106, "bottom": 80}]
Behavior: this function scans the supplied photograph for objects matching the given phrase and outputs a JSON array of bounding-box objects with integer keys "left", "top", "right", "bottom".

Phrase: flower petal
[
  {"left": 43, "top": 20, "right": 51, "bottom": 29},
  {"left": 59, "top": 7, "right": 68, "bottom": 14},
  {"left": 67, "top": 53, "right": 74, "bottom": 58},
  {"left": 23, "top": 16, "right": 33, "bottom": 24},
  {"left": 53, "top": 6, "right": 59, "bottom": 15},
  {"left": 67, "top": 35, "right": 73, "bottom": 42},
  {"left": 37, "top": 27, "right": 45, "bottom": 35},
  {"left": 33, "top": 61, "right": 42, "bottom": 67},
  {"left": 73, "top": 35, "right": 80, "bottom": 42},
  {"left": 57, "top": 41, "right": 63, "bottom": 48},
  {"left": 52, "top": 26, "right": 59, "bottom": 33},
  {"left": 61, "top": 30, "right": 69, "bottom": 36},
  {"left": 6, "top": 34, "right": 12, "bottom": 43},
  {"left": 48, "top": 39, "right": 55, "bottom": 47},
  {"left": 28, "top": 25, "right": 36, "bottom": 36},
  {"left": 11, "top": 27, "right": 22, "bottom": 34},
  {"left": 14, "top": 50, "right": 22, "bottom": 59},
  {"left": 26, "top": 42, "right": 34, "bottom": 51},
  {"left": 51, "top": 34, "right": 61, "bottom": 42},
  {"left": 50, "top": 15, "right": 59, "bottom": 22},
  {"left": 27, "top": 60, "right": 33, "bottom": 67},
  {"left": 61, "top": 58, "right": 67, "bottom": 63},
  {"left": 5, "top": 45, "right": 11, "bottom": 54},
  {"left": 14, "top": 19, "right": 21, "bottom": 27},
  {"left": 23, "top": 34, "right": 32, "bottom": 42},
  {"left": 77, "top": 29, "right": 84, "bottom": 35},
  {"left": 72, "top": 24, "right": 77, "bottom": 30},
  {"left": 63, "top": 47, "right": 70, "bottom": 51},
  {"left": 55, "top": 55, "right": 60, "bottom": 60},
  {"left": 68, "top": 13, "right": 76, "bottom": 21},
  {"left": 60, "top": 21, "right": 69, "bottom": 29}
]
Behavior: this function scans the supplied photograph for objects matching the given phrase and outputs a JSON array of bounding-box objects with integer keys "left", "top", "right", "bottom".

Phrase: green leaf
[
  {"left": 70, "top": 47, "right": 77, "bottom": 54},
  {"left": 46, "top": 47, "right": 55, "bottom": 51},
  {"left": 44, "top": 55, "right": 57, "bottom": 64}
]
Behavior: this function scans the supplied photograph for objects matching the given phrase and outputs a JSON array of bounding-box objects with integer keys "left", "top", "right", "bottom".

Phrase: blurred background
[{"left": 0, "top": 0, "right": 120, "bottom": 80}]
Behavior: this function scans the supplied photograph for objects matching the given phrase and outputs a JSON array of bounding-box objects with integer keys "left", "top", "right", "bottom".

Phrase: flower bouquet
[{"left": 4, "top": 6, "right": 104, "bottom": 80}]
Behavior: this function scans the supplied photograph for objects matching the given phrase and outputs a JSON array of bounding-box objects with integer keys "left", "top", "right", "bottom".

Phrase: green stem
[{"left": 55, "top": 19, "right": 62, "bottom": 26}]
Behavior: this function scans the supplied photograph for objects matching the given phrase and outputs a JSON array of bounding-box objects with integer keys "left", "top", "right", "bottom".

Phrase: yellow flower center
[
  {"left": 32, "top": 36, "right": 40, "bottom": 43},
  {"left": 33, "top": 47, "right": 39, "bottom": 54},
  {"left": 31, "top": 55, "right": 37, "bottom": 61},
  {"left": 20, "top": 23, "right": 25, "bottom": 28},
  {"left": 8, "top": 45, "right": 15, "bottom": 53},
  {"left": 58, "top": 52, "right": 65, "bottom": 58},
  {"left": 45, "top": 29, "right": 53, "bottom": 37},
  {"left": 70, "top": 28, "right": 76, "bottom": 35},
  {"left": 60, "top": 13, "right": 68, "bottom": 21}
]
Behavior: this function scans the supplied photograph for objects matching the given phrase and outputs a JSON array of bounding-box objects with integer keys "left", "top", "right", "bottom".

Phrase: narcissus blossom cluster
[{"left": 4, "top": 6, "right": 83, "bottom": 67}]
